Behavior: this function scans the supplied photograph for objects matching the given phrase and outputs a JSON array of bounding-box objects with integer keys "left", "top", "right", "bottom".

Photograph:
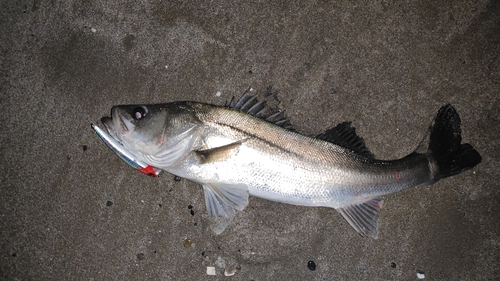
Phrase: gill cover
[{"left": 103, "top": 103, "right": 204, "bottom": 169}]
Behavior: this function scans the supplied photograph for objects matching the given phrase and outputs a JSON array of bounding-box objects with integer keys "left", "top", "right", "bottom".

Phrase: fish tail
[{"left": 422, "top": 104, "right": 481, "bottom": 181}]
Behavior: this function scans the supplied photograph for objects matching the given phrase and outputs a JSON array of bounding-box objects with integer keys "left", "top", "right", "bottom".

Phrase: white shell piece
[{"left": 206, "top": 266, "right": 216, "bottom": 275}]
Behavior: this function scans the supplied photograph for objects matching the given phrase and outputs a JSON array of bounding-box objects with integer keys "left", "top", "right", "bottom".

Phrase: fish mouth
[
  {"left": 101, "top": 107, "right": 134, "bottom": 138},
  {"left": 101, "top": 116, "right": 114, "bottom": 134}
]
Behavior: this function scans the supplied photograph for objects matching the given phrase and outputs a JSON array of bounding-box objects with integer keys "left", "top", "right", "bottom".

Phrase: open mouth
[
  {"left": 101, "top": 107, "right": 133, "bottom": 138},
  {"left": 118, "top": 114, "right": 129, "bottom": 133}
]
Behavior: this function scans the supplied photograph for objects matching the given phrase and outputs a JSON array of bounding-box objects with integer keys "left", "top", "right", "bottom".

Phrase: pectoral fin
[
  {"left": 202, "top": 182, "right": 249, "bottom": 218},
  {"left": 196, "top": 141, "right": 245, "bottom": 164},
  {"left": 337, "top": 197, "right": 384, "bottom": 239}
]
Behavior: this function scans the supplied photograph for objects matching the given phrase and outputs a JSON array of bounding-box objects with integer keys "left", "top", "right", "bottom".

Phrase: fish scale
[{"left": 194, "top": 103, "right": 430, "bottom": 197}]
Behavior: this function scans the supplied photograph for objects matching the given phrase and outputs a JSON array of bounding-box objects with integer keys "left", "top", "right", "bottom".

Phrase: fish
[{"left": 95, "top": 90, "right": 481, "bottom": 238}]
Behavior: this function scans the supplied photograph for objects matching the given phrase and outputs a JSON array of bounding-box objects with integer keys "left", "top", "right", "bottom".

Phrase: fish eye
[{"left": 133, "top": 106, "right": 147, "bottom": 120}]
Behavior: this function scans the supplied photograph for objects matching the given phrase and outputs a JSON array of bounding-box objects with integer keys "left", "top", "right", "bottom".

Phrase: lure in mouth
[{"left": 91, "top": 123, "right": 161, "bottom": 177}]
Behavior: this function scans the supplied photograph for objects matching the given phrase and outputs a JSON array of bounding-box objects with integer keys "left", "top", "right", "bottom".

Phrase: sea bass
[{"left": 95, "top": 92, "right": 481, "bottom": 238}]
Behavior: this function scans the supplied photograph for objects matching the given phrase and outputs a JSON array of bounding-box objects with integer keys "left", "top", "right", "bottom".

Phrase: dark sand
[{"left": 2, "top": 1, "right": 498, "bottom": 279}]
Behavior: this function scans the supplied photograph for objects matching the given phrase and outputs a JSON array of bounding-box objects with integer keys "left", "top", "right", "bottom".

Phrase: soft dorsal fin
[
  {"left": 316, "top": 122, "right": 374, "bottom": 158},
  {"left": 226, "top": 87, "right": 293, "bottom": 130}
]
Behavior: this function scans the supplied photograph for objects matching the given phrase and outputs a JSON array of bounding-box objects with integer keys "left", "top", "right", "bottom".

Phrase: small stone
[
  {"left": 183, "top": 238, "right": 192, "bottom": 248},
  {"left": 82, "top": 145, "right": 87, "bottom": 151},
  {"left": 307, "top": 260, "right": 316, "bottom": 271},
  {"left": 136, "top": 253, "right": 145, "bottom": 260},
  {"left": 224, "top": 267, "right": 237, "bottom": 276},
  {"left": 215, "top": 256, "right": 225, "bottom": 268},
  {"left": 174, "top": 176, "right": 182, "bottom": 182},
  {"left": 417, "top": 272, "right": 425, "bottom": 279},
  {"left": 106, "top": 201, "right": 113, "bottom": 207},
  {"left": 391, "top": 262, "right": 396, "bottom": 268}
]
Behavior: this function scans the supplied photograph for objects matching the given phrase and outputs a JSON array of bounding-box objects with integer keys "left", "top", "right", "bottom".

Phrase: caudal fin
[{"left": 425, "top": 104, "right": 481, "bottom": 181}]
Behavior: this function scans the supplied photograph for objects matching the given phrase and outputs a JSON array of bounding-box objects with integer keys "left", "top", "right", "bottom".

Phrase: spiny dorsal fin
[
  {"left": 226, "top": 87, "right": 293, "bottom": 130},
  {"left": 316, "top": 122, "right": 374, "bottom": 158}
]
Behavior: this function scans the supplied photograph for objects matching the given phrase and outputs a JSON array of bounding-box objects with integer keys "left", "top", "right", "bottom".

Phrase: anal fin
[{"left": 337, "top": 197, "right": 384, "bottom": 239}]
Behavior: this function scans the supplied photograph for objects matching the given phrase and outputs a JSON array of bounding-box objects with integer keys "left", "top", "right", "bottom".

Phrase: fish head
[
  {"left": 101, "top": 104, "right": 168, "bottom": 150},
  {"left": 101, "top": 103, "right": 203, "bottom": 165}
]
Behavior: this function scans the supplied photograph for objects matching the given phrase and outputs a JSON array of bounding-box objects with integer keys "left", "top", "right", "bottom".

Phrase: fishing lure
[{"left": 91, "top": 123, "right": 161, "bottom": 177}]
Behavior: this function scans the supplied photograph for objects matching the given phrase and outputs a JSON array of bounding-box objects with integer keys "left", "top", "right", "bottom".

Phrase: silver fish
[{"left": 97, "top": 91, "right": 481, "bottom": 238}]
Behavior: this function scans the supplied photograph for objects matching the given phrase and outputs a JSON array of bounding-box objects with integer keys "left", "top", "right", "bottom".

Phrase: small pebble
[
  {"left": 82, "top": 145, "right": 87, "bottom": 151},
  {"left": 307, "top": 260, "right": 316, "bottom": 271},
  {"left": 391, "top": 262, "right": 396, "bottom": 268},
  {"left": 417, "top": 272, "right": 425, "bottom": 279},
  {"left": 174, "top": 176, "right": 182, "bottom": 182},
  {"left": 183, "top": 238, "right": 192, "bottom": 248},
  {"left": 216, "top": 91, "right": 222, "bottom": 97},
  {"left": 106, "top": 201, "right": 113, "bottom": 207},
  {"left": 224, "top": 267, "right": 237, "bottom": 276},
  {"left": 91, "top": 27, "right": 96, "bottom": 33},
  {"left": 136, "top": 253, "right": 145, "bottom": 260}
]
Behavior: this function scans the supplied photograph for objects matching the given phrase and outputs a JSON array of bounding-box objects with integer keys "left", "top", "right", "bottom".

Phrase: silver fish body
[{"left": 98, "top": 94, "right": 481, "bottom": 238}]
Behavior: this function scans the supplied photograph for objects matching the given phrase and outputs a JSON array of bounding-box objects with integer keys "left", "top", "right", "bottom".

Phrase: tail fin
[{"left": 424, "top": 104, "right": 481, "bottom": 181}]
